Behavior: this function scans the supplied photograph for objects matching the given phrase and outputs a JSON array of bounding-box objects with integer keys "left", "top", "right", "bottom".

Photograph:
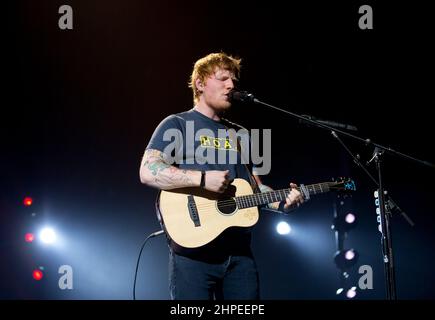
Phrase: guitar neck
[{"left": 235, "top": 183, "right": 333, "bottom": 209}]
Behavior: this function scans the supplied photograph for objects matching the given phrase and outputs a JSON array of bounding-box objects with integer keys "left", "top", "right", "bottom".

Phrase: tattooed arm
[
  {"left": 140, "top": 149, "right": 232, "bottom": 192},
  {"left": 139, "top": 149, "right": 201, "bottom": 190}
]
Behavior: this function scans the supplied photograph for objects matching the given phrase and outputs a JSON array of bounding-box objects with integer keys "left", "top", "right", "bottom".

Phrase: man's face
[{"left": 201, "top": 68, "right": 236, "bottom": 111}]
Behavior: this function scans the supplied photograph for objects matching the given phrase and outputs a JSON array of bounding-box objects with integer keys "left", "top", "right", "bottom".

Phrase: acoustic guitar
[{"left": 156, "top": 178, "right": 356, "bottom": 248}]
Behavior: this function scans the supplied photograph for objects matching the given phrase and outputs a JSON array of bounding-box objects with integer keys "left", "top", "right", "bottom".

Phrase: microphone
[
  {"left": 300, "top": 114, "right": 358, "bottom": 131},
  {"left": 228, "top": 90, "right": 257, "bottom": 103}
]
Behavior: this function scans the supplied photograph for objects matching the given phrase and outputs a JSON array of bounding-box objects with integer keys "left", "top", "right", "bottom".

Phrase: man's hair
[{"left": 189, "top": 52, "right": 241, "bottom": 104}]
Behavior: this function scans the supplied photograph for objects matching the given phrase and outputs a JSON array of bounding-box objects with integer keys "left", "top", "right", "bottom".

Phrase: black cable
[{"left": 133, "top": 229, "right": 164, "bottom": 300}]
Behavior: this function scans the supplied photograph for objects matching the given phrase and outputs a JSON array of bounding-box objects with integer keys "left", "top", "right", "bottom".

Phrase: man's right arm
[
  {"left": 139, "top": 149, "right": 230, "bottom": 192},
  {"left": 139, "top": 149, "right": 201, "bottom": 190}
]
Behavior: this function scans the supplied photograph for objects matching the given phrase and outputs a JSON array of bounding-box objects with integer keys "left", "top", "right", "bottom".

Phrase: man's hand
[
  {"left": 204, "top": 170, "right": 231, "bottom": 193},
  {"left": 284, "top": 183, "right": 304, "bottom": 210}
]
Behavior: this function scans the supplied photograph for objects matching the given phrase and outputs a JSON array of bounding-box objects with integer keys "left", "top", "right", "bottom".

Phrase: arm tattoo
[
  {"left": 141, "top": 149, "right": 197, "bottom": 189},
  {"left": 148, "top": 161, "right": 171, "bottom": 176}
]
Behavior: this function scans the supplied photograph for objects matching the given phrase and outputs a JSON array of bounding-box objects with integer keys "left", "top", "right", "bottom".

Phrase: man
[{"left": 139, "top": 52, "right": 304, "bottom": 300}]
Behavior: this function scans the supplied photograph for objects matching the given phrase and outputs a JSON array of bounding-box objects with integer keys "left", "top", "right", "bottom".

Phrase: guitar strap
[{"left": 221, "top": 119, "right": 260, "bottom": 194}]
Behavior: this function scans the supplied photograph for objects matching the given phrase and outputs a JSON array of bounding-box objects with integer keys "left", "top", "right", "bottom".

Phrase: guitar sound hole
[{"left": 216, "top": 198, "right": 237, "bottom": 215}]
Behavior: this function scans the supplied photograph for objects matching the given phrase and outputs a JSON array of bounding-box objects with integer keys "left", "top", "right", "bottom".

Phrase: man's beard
[{"left": 214, "top": 99, "right": 232, "bottom": 111}]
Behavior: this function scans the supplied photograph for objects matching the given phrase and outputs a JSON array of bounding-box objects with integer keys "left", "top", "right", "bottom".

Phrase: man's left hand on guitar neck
[
  {"left": 282, "top": 182, "right": 305, "bottom": 212},
  {"left": 254, "top": 175, "right": 305, "bottom": 213}
]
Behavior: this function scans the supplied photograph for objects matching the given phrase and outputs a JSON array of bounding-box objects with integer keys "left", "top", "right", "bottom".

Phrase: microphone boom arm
[{"left": 241, "top": 93, "right": 435, "bottom": 169}]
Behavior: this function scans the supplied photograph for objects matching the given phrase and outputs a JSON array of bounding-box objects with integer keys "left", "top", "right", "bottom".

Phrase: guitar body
[
  {"left": 157, "top": 178, "right": 259, "bottom": 248},
  {"left": 156, "top": 176, "right": 355, "bottom": 249}
]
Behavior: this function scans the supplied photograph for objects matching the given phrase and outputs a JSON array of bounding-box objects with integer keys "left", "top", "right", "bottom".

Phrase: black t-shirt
[{"left": 146, "top": 109, "right": 256, "bottom": 262}]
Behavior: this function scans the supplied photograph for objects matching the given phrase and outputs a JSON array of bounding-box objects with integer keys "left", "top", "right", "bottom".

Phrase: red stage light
[
  {"left": 24, "top": 233, "right": 35, "bottom": 242},
  {"left": 32, "top": 270, "right": 43, "bottom": 281},
  {"left": 23, "top": 197, "right": 33, "bottom": 206}
]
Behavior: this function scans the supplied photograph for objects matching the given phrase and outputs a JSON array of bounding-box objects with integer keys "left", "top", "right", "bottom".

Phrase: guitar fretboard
[{"left": 235, "top": 183, "right": 333, "bottom": 209}]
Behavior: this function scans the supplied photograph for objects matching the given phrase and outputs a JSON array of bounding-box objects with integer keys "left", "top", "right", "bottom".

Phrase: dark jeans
[{"left": 169, "top": 250, "right": 260, "bottom": 300}]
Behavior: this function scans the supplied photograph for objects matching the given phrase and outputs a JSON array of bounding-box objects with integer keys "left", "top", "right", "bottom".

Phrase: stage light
[
  {"left": 39, "top": 227, "right": 57, "bottom": 244},
  {"left": 336, "top": 286, "right": 357, "bottom": 299},
  {"left": 32, "top": 270, "right": 43, "bottom": 281},
  {"left": 345, "top": 249, "right": 355, "bottom": 260},
  {"left": 24, "top": 233, "right": 35, "bottom": 243},
  {"left": 334, "top": 249, "right": 359, "bottom": 269},
  {"left": 276, "top": 221, "right": 291, "bottom": 235},
  {"left": 23, "top": 197, "right": 33, "bottom": 207},
  {"left": 346, "top": 287, "right": 357, "bottom": 299},
  {"left": 345, "top": 213, "right": 356, "bottom": 224},
  {"left": 332, "top": 212, "right": 357, "bottom": 232}
]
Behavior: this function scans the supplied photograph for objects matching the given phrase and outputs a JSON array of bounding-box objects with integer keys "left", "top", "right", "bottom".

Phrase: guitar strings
[
  {"left": 186, "top": 182, "right": 353, "bottom": 212},
  {"left": 186, "top": 181, "right": 347, "bottom": 210},
  {"left": 195, "top": 195, "right": 291, "bottom": 210},
  {"left": 193, "top": 184, "right": 334, "bottom": 209},
  {"left": 195, "top": 194, "right": 288, "bottom": 208},
  {"left": 194, "top": 193, "right": 290, "bottom": 209}
]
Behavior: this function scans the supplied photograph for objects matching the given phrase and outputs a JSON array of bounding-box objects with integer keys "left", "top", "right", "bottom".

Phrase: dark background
[{"left": 2, "top": 0, "right": 434, "bottom": 299}]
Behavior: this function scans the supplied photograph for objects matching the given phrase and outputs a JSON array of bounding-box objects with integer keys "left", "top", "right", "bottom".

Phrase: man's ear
[{"left": 196, "top": 78, "right": 204, "bottom": 91}]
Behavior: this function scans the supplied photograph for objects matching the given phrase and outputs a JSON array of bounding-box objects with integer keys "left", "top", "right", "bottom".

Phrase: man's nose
[{"left": 225, "top": 78, "right": 234, "bottom": 90}]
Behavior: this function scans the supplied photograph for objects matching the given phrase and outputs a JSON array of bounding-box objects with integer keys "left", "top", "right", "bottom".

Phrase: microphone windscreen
[{"left": 229, "top": 90, "right": 254, "bottom": 103}]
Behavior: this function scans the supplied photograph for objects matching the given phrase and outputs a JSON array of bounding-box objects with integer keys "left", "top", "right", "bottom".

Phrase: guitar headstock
[{"left": 329, "top": 177, "right": 356, "bottom": 192}]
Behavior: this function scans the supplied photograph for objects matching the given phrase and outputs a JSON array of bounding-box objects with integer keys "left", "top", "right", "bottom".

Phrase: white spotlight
[
  {"left": 345, "top": 249, "right": 355, "bottom": 260},
  {"left": 345, "top": 213, "right": 356, "bottom": 224},
  {"left": 346, "top": 287, "right": 357, "bottom": 299},
  {"left": 276, "top": 221, "right": 291, "bottom": 235},
  {"left": 39, "top": 227, "right": 57, "bottom": 244}
]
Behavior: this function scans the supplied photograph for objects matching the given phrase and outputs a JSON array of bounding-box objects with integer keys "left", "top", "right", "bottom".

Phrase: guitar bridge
[{"left": 187, "top": 195, "right": 201, "bottom": 227}]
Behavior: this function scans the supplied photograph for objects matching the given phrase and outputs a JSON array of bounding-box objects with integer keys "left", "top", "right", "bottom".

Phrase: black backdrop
[{"left": 2, "top": 0, "right": 435, "bottom": 299}]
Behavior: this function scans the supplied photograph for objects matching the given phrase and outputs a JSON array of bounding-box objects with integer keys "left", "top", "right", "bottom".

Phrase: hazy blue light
[
  {"left": 39, "top": 227, "right": 57, "bottom": 244},
  {"left": 276, "top": 221, "right": 291, "bottom": 235}
]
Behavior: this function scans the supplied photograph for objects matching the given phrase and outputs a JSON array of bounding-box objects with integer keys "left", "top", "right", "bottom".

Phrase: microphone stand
[
  {"left": 250, "top": 96, "right": 435, "bottom": 169},
  {"left": 330, "top": 131, "right": 414, "bottom": 227},
  {"left": 329, "top": 131, "right": 412, "bottom": 300},
  {"left": 244, "top": 93, "right": 435, "bottom": 300}
]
